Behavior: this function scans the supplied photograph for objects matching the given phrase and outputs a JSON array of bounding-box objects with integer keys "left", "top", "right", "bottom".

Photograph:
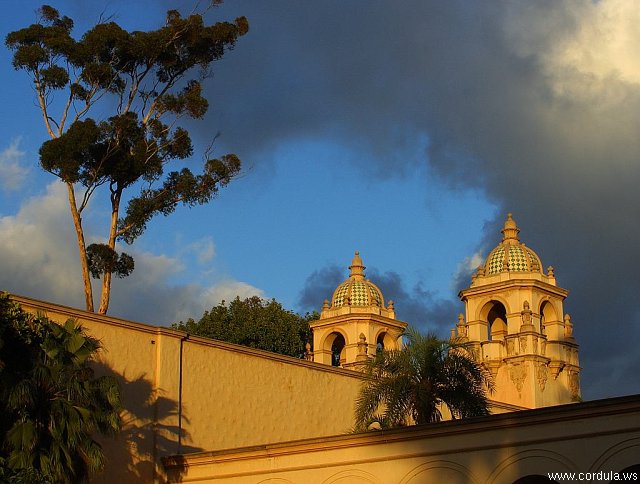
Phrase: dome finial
[
  {"left": 349, "top": 251, "right": 366, "bottom": 280},
  {"left": 501, "top": 212, "right": 520, "bottom": 243}
]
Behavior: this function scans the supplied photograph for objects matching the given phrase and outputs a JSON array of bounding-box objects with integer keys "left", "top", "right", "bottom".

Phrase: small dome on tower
[
  {"left": 484, "top": 213, "right": 543, "bottom": 275},
  {"left": 331, "top": 252, "right": 385, "bottom": 308}
]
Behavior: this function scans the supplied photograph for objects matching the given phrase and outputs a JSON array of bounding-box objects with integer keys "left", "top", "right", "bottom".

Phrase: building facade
[
  {"left": 310, "top": 251, "right": 407, "bottom": 369},
  {"left": 456, "top": 213, "right": 580, "bottom": 408},
  {"left": 8, "top": 214, "right": 612, "bottom": 483}
]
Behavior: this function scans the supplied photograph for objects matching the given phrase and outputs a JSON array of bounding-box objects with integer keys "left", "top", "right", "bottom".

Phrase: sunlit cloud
[
  {"left": 0, "top": 181, "right": 264, "bottom": 326},
  {"left": 0, "top": 138, "right": 29, "bottom": 192}
]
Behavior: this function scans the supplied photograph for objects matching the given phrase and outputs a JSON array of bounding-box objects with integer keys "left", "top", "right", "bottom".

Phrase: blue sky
[{"left": 1, "top": 0, "right": 640, "bottom": 401}]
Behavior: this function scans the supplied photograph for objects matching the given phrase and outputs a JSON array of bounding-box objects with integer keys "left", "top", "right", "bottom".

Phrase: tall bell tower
[
  {"left": 310, "top": 252, "right": 407, "bottom": 369},
  {"left": 456, "top": 214, "right": 580, "bottom": 408}
]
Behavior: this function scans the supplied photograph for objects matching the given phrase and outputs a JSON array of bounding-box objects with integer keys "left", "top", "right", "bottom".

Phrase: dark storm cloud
[
  {"left": 37, "top": 1, "right": 634, "bottom": 399},
  {"left": 298, "top": 264, "right": 460, "bottom": 336},
  {"left": 297, "top": 265, "right": 343, "bottom": 313},
  {"left": 366, "top": 269, "right": 460, "bottom": 335},
  {"left": 201, "top": 1, "right": 640, "bottom": 400}
]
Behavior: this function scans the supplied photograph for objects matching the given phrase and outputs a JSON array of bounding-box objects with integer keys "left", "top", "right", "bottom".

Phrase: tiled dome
[
  {"left": 484, "top": 214, "right": 543, "bottom": 275},
  {"left": 331, "top": 252, "right": 384, "bottom": 308}
]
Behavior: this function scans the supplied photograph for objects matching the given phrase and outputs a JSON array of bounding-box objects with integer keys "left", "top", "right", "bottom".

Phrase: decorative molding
[
  {"left": 549, "top": 361, "right": 564, "bottom": 380},
  {"left": 507, "top": 338, "right": 515, "bottom": 356},
  {"left": 519, "top": 336, "right": 527, "bottom": 354},
  {"left": 510, "top": 363, "right": 527, "bottom": 396},
  {"left": 536, "top": 362, "right": 548, "bottom": 392},
  {"left": 568, "top": 369, "right": 581, "bottom": 399}
]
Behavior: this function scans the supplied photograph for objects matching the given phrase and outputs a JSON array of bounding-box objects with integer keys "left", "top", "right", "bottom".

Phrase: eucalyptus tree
[
  {"left": 354, "top": 328, "right": 494, "bottom": 431},
  {"left": 5, "top": 4, "right": 249, "bottom": 313}
]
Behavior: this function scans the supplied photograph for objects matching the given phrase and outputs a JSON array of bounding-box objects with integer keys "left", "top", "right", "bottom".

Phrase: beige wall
[
  {"left": 11, "top": 295, "right": 364, "bottom": 483},
  {"left": 10, "top": 294, "right": 537, "bottom": 483},
  {"left": 164, "top": 395, "right": 640, "bottom": 483}
]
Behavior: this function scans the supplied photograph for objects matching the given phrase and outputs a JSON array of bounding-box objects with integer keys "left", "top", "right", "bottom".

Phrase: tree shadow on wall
[{"left": 91, "top": 362, "right": 202, "bottom": 484}]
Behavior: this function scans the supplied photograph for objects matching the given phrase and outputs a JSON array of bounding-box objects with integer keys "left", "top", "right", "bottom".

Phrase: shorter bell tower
[
  {"left": 311, "top": 252, "right": 407, "bottom": 369},
  {"left": 456, "top": 214, "right": 580, "bottom": 408}
]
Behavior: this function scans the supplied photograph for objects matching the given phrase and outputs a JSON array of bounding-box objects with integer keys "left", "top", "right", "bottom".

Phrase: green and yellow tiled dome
[
  {"left": 484, "top": 214, "right": 543, "bottom": 275},
  {"left": 331, "top": 252, "right": 385, "bottom": 308}
]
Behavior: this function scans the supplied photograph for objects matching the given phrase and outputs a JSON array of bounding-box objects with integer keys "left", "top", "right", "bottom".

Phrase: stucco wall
[
  {"left": 164, "top": 395, "right": 640, "bottom": 483},
  {"left": 11, "top": 295, "right": 363, "bottom": 483}
]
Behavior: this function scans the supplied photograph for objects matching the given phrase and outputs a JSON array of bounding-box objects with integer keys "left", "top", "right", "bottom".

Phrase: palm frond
[{"left": 354, "top": 327, "right": 494, "bottom": 430}]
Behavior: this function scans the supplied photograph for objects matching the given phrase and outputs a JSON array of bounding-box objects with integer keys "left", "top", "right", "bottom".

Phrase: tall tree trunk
[
  {"left": 66, "top": 182, "right": 94, "bottom": 312},
  {"left": 98, "top": 271, "right": 112, "bottom": 314},
  {"left": 98, "top": 191, "right": 121, "bottom": 314}
]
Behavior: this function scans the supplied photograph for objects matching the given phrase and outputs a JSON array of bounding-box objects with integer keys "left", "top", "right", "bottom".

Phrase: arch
[
  {"left": 590, "top": 436, "right": 640, "bottom": 474},
  {"left": 487, "top": 449, "right": 577, "bottom": 484},
  {"left": 615, "top": 464, "right": 640, "bottom": 482},
  {"left": 319, "top": 328, "right": 349, "bottom": 350},
  {"left": 479, "top": 300, "right": 508, "bottom": 341},
  {"left": 399, "top": 460, "right": 479, "bottom": 484},
  {"left": 374, "top": 329, "right": 398, "bottom": 352},
  {"left": 539, "top": 300, "right": 558, "bottom": 335},
  {"left": 323, "top": 469, "right": 380, "bottom": 484},
  {"left": 318, "top": 330, "right": 349, "bottom": 367},
  {"left": 330, "top": 333, "right": 346, "bottom": 367},
  {"left": 477, "top": 295, "right": 511, "bottom": 321}
]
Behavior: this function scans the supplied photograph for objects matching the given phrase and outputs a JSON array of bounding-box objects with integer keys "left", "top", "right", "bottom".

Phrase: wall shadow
[{"left": 91, "top": 362, "right": 202, "bottom": 483}]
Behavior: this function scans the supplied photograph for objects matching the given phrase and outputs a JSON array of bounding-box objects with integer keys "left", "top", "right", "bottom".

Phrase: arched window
[
  {"left": 376, "top": 333, "right": 385, "bottom": 353},
  {"left": 488, "top": 303, "right": 507, "bottom": 341},
  {"left": 331, "top": 333, "right": 345, "bottom": 367},
  {"left": 540, "top": 301, "right": 557, "bottom": 336}
]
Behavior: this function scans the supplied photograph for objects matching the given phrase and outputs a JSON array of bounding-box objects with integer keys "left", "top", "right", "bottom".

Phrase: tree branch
[{"left": 34, "top": 72, "right": 57, "bottom": 139}]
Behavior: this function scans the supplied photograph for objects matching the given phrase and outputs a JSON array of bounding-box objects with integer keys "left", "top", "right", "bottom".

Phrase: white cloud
[
  {"left": 505, "top": 0, "right": 640, "bottom": 103},
  {"left": 0, "top": 181, "right": 84, "bottom": 306},
  {"left": 0, "top": 181, "right": 265, "bottom": 326},
  {"left": 551, "top": 0, "right": 640, "bottom": 85},
  {"left": 185, "top": 237, "right": 216, "bottom": 264},
  {"left": 453, "top": 251, "right": 484, "bottom": 285},
  {"left": 201, "top": 280, "right": 265, "bottom": 306},
  {"left": 0, "top": 139, "right": 29, "bottom": 191},
  {"left": 108, "top": 250, "right": 265, "bottom": 324}
]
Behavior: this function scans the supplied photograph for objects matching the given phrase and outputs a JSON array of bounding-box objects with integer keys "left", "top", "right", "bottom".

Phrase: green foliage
[
  {"left": 0, "top": 294, "right": 122, "bottom": 483},
  {"left": 86, "top": 243, "right": 134, "bottom": 279},
  {"left": 354, "top": 328, "right": 494, "bottom": 432},
  {"left": 173, "top": 296, "right": 316, "bottom": 358},
  {"left": 5, "top": 4, "right": 248, "bottom": 312}
]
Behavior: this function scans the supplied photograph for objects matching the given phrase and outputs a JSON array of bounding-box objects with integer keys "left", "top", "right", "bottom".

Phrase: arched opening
[
  {"left": 613, "top": 464, "right": 640, "bottom": 482},
  {"left": 375, "top": 331, "right": 398, "bottom": 352},
  {"left": 376, "top": 333, "right": 385, "bottom": 353},
  {"left": 488, "top": 302, "right": 507, "bottom": 341},
  {"left": 540, "top": 301, "right": 557, "bottom": 336},
  {"left": 331, "top": 333, "right": 345, "bottom": 367}
]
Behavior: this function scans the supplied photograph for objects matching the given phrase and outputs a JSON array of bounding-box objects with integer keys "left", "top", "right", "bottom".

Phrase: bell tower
[
  {"left": 456, "top": 214, "right": 580, "bottom": 408},
  {"left": 310, "top": 252, "right": 407, "bottom": 369}
]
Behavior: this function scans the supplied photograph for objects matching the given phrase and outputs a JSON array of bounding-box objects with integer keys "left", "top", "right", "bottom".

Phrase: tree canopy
[
  {"left": 0, "top": 293, "right": 122, "bottom": 482},
  {"left": 172, "top": 296, "right": 316, "bottom": 358},
  {"left": 5, "top": 4, "right": 249, "bottom": 314},
  {"left": 354, "top": 328, "right": 494, "bottom": 431}
]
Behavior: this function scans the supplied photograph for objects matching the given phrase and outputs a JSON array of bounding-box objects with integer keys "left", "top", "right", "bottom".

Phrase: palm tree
[
  {"left": 0, "top": 295, "right": 122, "bottom": 483},
  {"left": 354, "top": 328, "right": 494, "bottom": 431}
]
